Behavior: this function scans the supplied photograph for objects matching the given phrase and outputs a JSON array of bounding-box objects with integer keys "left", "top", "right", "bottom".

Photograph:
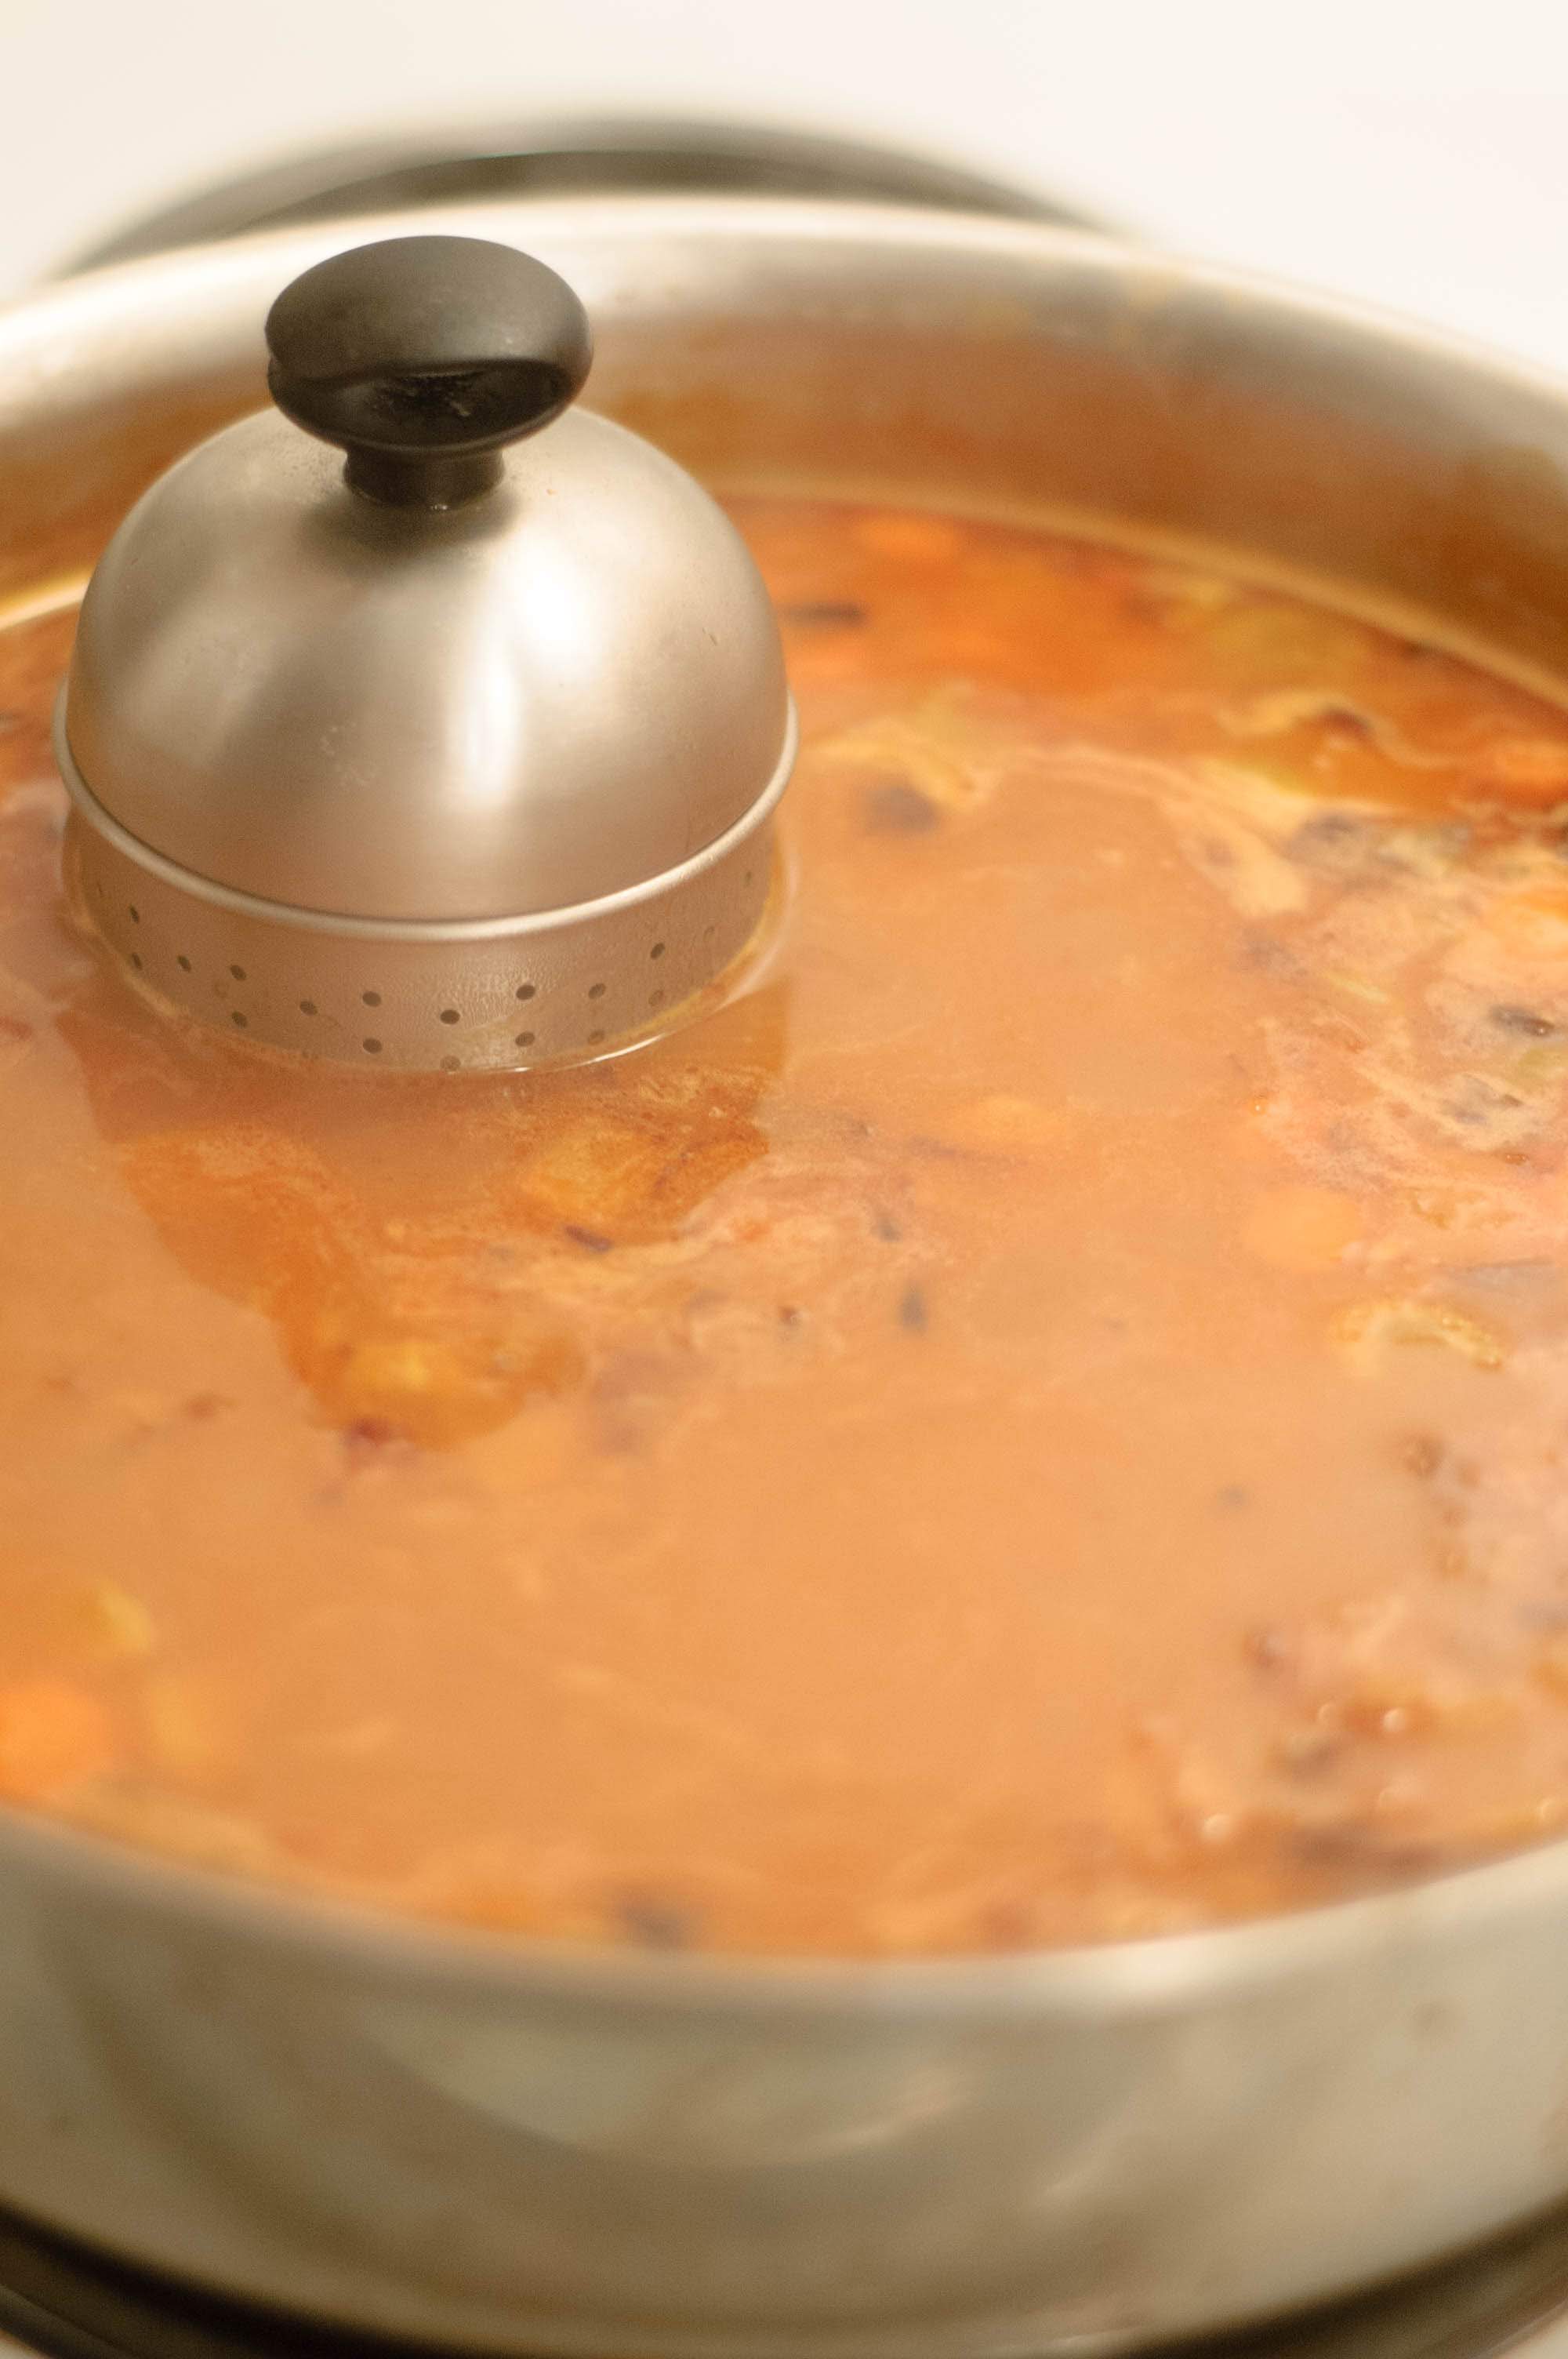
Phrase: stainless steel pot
[{"left": 5, "top": 194, "right": 1568, "bottom": 2359}]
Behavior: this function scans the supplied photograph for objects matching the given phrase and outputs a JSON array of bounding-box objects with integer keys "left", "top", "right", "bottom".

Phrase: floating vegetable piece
[
  {"left": 1218, "top": 689, "right": 1382, "bottom": 743},
  {"left": 1332, "top": 1297, "right": 1506, "bottom": 1373},
  {"left": 815, "top": 688, "right": 1023, "bottom": 813}
]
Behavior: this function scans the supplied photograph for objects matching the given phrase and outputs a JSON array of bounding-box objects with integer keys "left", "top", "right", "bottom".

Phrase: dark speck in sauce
[
  {"left": 343, "top": 1416, "right": 412, "bottom": 1462},
  {"left": 898, "top": 1283, "right": 929, "bottom": 1334},
  {"left": 865, "top": 780, "right": 940, "bottom": 834},
  {"left": 1491, "top": 1004, "right": 1559, "bottom": 1038},
  {"left": 613, "top": 1890, "right": 700, "bottom": 1949},
  {"left": 780, "top": 600, "right": 867, "bottom": 628}
]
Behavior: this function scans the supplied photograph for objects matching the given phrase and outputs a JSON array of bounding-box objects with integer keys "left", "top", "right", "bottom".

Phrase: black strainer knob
[{"left": 265, "top": 234, "right": 593, "bottom": 509}]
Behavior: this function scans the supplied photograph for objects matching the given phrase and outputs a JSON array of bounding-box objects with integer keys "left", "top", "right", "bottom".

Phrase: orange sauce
[{"left": 5, "top": 500, "right": 1568, "bottom": 1953}]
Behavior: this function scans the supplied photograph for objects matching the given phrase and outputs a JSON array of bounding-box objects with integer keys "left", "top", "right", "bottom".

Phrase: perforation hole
[
  {"left": 362, "top": 990, "right": 382, "bottom": 1009},
  {"left": 650, "top": 941, "right": 666, "bottom": 961},
  {"left": 129, "top": 951, "right": 143, "bottom": 971},
  {"left": 588, "top": 981, "right": 606, "bottom": 1000},
  {"left": 649, "top": 988, "right": 665, "bottom": 1009},
  {"left": 514, "top": 1030, "right": 535, "bottom": 1049},
  {"left": 438, "top": 1009, "right": 460, "bottom": 1026},
  {"left": 299, "top": 999, "right": 318, "bottom": 1017},
  {"left": 229, "top": 965, "right": 246, "bottom": 982},
  {"left": 587, "top": 1029, "right": 606, "bottom": 1045},
  {"left": 176, "top": 955, "right": 192, "bottom": 973},
  {"left": 515, "top": 983, "right": 535, "bottom": 1002},
  {"left": 362, "top": 1038, "right": 383, "bottom": 1055},
  {"left": 128, "top": 905, "right": 140, "bottom": 925},
  {"left": 230, "top": 1011, "right": 248, "bottom": 1030}
]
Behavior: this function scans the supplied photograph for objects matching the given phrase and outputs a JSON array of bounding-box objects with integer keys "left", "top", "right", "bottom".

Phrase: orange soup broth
[{"left": 5, "top": 502, "right": 1568, "bottom": 1953}]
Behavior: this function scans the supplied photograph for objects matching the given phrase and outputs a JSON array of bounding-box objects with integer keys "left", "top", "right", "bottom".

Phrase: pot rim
[
  {"left": 53, "top": 111, "right": 1112, "bottom": 278},
  {"left": 5, "top": 190, "right": 1568, "bottom": 2014},
  {"left": 11, "top": 192, "right": 1568, "bottom": 425}
]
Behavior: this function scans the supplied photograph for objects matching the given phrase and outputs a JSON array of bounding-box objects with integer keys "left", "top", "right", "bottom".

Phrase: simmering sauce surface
[{"left": 8, "top": 500, "right": 1568, "bottom": 1952}]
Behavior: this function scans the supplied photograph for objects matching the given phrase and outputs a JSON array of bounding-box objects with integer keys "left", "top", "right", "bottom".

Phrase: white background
[{"left": 5, "top": 0, "right": 1568, "bottom": 372}]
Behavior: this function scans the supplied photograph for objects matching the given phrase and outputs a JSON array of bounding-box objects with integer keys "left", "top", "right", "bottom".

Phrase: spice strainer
[{"left": 54, "top": 233, "right": 796, "bottom": 1070}]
